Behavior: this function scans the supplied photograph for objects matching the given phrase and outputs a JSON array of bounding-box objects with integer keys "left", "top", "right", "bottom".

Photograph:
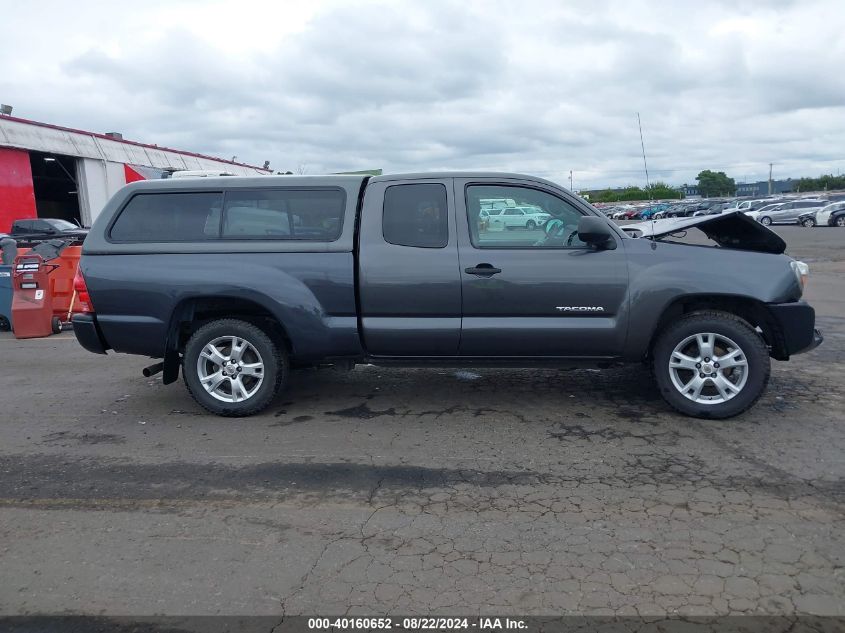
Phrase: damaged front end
[{"left": 621, "top": 211, "right": 787, "bottom": 254}]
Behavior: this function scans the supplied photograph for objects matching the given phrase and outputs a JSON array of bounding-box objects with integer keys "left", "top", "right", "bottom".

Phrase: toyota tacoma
[{"left": 72, "top": 173, "right": 822, "bottom": 418}]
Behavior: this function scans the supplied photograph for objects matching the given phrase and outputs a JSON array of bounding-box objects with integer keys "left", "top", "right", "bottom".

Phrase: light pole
[{"left": 637, "top": 112, "right": 651, "bottom": 196}]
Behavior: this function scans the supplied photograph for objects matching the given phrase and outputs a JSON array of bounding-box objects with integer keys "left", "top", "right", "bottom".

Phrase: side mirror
[{"left": 578, "top": 216, "right": 617, "bottom": 249}]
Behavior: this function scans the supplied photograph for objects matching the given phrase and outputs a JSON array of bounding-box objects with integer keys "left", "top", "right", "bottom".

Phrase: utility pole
[
  {"left": 768, "top": 163, "right": 773, "bottom": 195},
  {"left": 637, "top": 112, "right": 651, "bottom": 197},
  {"left": 569, "top": 170, "right": 573, "bottom": 191}
]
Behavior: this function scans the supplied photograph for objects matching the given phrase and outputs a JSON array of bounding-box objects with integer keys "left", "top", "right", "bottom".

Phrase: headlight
[{"left": 791, "top": 260, "right": 809, "bottom": 290}]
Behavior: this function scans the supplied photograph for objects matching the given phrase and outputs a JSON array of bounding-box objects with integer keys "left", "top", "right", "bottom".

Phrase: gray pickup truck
[{"left": 72, "top": 172, "right": 821, "bottom": 419}]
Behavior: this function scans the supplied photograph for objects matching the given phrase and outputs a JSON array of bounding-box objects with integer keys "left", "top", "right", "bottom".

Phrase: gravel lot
[{"left": 0, "top": 226, "right": 843, "bottom": 617}]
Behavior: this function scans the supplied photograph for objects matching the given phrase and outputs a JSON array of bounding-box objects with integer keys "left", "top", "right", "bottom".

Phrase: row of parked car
[
  {"left": 600, "top": 199, "right": 735, "bottom": 220},
  {"left": 597, "top": 194, "right": 845, "bottom": 227},
  {"left": 753, "top": 199, "right": 845, "bottom": 227}
]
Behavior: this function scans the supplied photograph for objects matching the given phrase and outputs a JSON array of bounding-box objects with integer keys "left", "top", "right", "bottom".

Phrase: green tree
[
  {"left": 696, "top": 170, "right": 736, "bottom": 197},
  {"left": 797, "top": 174, "right": 845, "bottom": 192},
  {"left": 593, "top": 189, "right": 621, "bottom": 202},
  {"left": 586, "top": 183, "right": 683, "bottom": 202},
  {"left": 645, "top": 182, "right": 683, "bottom": 200}
]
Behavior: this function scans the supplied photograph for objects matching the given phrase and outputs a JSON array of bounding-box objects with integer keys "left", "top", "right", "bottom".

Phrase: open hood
[{"left": 620, "top": 211, "right": 786, "bottom": 254}]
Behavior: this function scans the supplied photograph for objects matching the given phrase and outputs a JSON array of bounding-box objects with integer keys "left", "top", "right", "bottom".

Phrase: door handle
[{"left": 465, "top": 263, "right": 502, "bottom": 276}]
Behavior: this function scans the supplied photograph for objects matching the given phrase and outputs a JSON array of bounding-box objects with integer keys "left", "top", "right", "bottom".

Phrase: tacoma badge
[{"left": 556, "top": 306, "right": 605, "bottom": 312}]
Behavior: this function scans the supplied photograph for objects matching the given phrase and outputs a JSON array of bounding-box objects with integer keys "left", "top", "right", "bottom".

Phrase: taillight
[{"left": 73, "top": 269, "right": 95, "bottom": 314}]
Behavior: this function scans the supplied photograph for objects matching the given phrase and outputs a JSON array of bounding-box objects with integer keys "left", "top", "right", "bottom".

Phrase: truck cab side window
[
  {"left": 467, "top": 184, "right": 587, "bottom": 249},
  {"left": 382, "top": 183, "right": 448, "bottom": 248}
]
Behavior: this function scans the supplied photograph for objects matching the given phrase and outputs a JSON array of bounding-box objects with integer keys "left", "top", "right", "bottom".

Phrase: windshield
[{"left": 44, "top": 219, "right": 79, "bottom": 230}]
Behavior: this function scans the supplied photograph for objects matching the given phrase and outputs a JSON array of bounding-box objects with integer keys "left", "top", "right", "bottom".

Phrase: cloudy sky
[{"left": 2, "top": 0, "right": 843, "bottom": 189}]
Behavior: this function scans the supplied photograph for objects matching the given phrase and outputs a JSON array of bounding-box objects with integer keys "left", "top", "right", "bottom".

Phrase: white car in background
[
  {"left": 486, "top": 206, "right": 551, "bottom": 230},
  {"left": 746, "top": 202, "right": 786, "bottom": 222},
  {"left": 479, "top": 198, "right": 517, "bottom": 212},
  {"left": 611, "top": 205, "right": 638, "bottom": 219},
  {"left": 815, "top": 201, "right": 845, "bottom": 226},
  {"left": 755, "top": 199, "right": 827, "bottom": 225}
]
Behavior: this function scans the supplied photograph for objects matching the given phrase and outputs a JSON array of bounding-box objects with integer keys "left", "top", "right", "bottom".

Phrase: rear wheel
[
  {"left": 526, "top": 220, "right": 536, "bottom": 230},
  {"left": 836, "top": 216, "right": 845, "bottom": 227},
  {"left": 183, "top": 319, "right": 287, "bottom": 417},
  {"left": 760, "top": 216, "right": 772, "bottom": 226},
  {"left": 652, "top": 312, "right": 770, "bottom": 419},
  {"left": 653, "top": 213, "right": 664, "bottom": 219},
  {"left": 51, "top": 316, "right": 62, "bottom": 334}
]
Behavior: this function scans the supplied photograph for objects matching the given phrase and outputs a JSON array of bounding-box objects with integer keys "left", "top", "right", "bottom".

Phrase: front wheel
[
  {"left": 652, "top": 312, "right": 770, "bottom": 419},
  {"left": 801, "top": 218, "right": 816, "bottom": 227},
  {"left": 759, "top": 216, "right": 772, "bottom": 226},
  {"left": 183, "top": 319, "right": 287, "bottom": 416},
  {"left": 653, "top": 213, "right": 664, "bottom": 219},
  {"left": 526, "top": 220, "right": 536, "bottom": 230}
]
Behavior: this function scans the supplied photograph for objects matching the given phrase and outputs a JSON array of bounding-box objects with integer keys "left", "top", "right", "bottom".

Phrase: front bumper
[
  {"left": 72, "top": 313, "right": 109, "bottom": 354},
  {"left": 766, "top": 300, "right": 822, "bottom": 357}
]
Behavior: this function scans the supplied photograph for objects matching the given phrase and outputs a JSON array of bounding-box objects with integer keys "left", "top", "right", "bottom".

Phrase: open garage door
[{"left": 28, "top": 151, "right": 82, "bottom": 227}]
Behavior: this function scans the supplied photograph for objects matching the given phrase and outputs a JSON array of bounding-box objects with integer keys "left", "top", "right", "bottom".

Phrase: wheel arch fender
[
  {"left": 163, "top": 294, "right": 296, "bottom": 384},
  {"left": 644, "top": 294, "right": 783, "bottom": 361}
]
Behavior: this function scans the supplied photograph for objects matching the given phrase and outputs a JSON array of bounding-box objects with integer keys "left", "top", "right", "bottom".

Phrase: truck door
[
  {"left": 455, "top": 178, "right": 629, "bottom": 358},
  {"left": 358, "top": 178, "right": 461, "bottom": 356}
]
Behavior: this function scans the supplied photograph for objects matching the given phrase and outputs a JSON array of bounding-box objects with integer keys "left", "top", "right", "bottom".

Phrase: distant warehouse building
[
  {"left": 734, "top": 179, "right": 795, "bottom": 197},
  {"left": 0, "top": 112, "right": 271, "bottom": 231},
  {"left": 681, "top": 179, "right": 795, "bottom": 198}
]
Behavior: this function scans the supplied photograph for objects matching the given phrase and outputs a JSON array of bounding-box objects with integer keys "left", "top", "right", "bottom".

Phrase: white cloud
[{"left": 1, "top": 0, "right": 843, "bottom": 189}]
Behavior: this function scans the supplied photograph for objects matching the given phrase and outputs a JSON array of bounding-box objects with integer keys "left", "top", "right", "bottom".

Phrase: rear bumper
[
  {"left": 72, "top": 314, "right": 109, "bottom": 354},
  {"left": 766, "top": 300, "right": 822, "bottom": 357}
]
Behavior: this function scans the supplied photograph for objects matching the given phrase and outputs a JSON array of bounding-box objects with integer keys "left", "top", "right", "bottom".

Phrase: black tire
[
  {"left": 651, "top": 311, "right": 770, "bottom": 419},
  {"left": 526, "top": 220, "right": 536, "bottom": 230},
  {"left": 836, "top": 216, "right": 845, "bottom": 227},
  {"left": 801, "top": 218, "right": 816, "bottom": 227},
  {"left": 182, "top": 319, "right": 287, "bottom": 417},
  {"left": 51, "top": 316, "right": 63, "bottom": 334},
  {"left": 759, "top": 216, "right": 772, "bottom": 226},
  {"left": 0, "top": 316, "right": 9, "bottom": 332}
]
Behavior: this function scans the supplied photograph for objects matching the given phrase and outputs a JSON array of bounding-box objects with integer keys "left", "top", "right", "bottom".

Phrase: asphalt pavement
[{"left": 0, "top": 226, "right": 843, "bottom": 617}]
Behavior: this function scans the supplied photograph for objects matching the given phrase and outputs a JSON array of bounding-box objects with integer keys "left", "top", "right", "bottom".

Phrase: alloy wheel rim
[
  {"left": 668, "top": 332, "right": 749, "bottom": 405},
  {"left": 196, "top": 336, "right": 265, "bottom": 403}
]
